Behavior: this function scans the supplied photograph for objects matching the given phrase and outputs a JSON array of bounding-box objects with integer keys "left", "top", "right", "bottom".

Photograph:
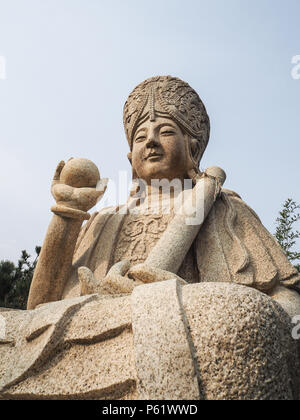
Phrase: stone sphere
[{"left": 60, "top": 158, "right": 100, "bottom": 188}]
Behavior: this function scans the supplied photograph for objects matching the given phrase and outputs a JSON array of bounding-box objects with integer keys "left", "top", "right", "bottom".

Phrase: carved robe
[
  {"left": 1, "top": 190, "right": 300, "bottom": 400},
  {"left": 62, "top": 190, "right": 300, "bottom": 300}
]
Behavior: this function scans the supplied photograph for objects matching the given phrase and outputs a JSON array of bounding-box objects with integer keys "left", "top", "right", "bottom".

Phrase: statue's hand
[
  {"left": 102, "top": 262, "right": 187, "bottom": 294},
  {"left": 51, "top": 160, "right": 108, "bottom": 212},
  {"left": 78, "top": 262, "right": 187, "bottom": 297},
  {"left": 100, "top": 261, "right": 143, "bottom": 294},
  {"left": 79, "top": 261, "right": 144, "bottom": 296},
  {"left": 128, "top": 264, "right": 187, "bottom": 285}
]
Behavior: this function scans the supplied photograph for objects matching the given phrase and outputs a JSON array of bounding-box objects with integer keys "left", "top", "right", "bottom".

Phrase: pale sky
[{"left": 0, "top": 0, "right": 299, "bottom": 262}]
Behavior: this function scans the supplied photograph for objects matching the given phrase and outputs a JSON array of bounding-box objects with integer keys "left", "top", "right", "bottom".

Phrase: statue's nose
[
  {"left": 146, "top": 128, "right": 159, "bottom": 148},
  {"left": 145, "top": 137, "right": 158, "bottom": 148}
]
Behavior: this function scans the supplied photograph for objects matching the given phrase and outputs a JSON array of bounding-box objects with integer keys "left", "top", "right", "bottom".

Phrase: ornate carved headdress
[{"left": 123, "top": 76, "right": 210, "bottom": 161}]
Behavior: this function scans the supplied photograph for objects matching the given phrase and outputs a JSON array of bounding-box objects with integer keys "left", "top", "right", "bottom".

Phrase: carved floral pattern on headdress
[{"left": 123, "top": 76, "right": 210, "bottom": 154}]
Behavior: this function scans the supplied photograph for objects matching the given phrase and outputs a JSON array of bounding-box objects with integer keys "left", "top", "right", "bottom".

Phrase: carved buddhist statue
[{"left": 1, "top": 76, "right": 300, "bottom": 400}]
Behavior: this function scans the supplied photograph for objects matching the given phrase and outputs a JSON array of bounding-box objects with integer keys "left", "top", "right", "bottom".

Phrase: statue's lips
[{"left": 145, "top": 153, "right": 163, "bottom": 160}]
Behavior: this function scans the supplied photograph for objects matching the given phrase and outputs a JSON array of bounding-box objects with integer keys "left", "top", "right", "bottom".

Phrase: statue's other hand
[
  {"left": 78, "top": 261, "right": 143, "bottom": 296},
  {"left": 51, "top": 160, "right": 107, "bottom": 212},
  {"left": 78, "top": 262, "right": 188, "bottom": 297},
  {"left": 100, "top": 260, "right": 144, "bottom": 295},
  {"left": 128, "top": 264, "right": 187, "bottom": 285}
]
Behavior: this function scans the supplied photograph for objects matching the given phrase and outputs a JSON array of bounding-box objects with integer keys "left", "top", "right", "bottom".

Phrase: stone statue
[{"left": 1, "top": 76, "right": 300, "bottom": 400}]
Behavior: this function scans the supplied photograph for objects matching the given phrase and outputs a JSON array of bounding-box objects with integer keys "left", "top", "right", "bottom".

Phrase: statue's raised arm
[{"left": 27, "top": 158, "right": 107, "bottom": 309}]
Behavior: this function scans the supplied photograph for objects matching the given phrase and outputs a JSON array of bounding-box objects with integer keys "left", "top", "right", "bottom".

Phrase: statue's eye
[
  {"left": 161, "top": 130, "right": 175, "bottom": 136},
  {"left": 135, "top": 135, "right": 146, "bottom": 143}
]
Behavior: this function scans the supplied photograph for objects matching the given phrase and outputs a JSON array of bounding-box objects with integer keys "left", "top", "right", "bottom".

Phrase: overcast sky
[{"left": 0, "top": 0, "right": 299, "bottom": 262}]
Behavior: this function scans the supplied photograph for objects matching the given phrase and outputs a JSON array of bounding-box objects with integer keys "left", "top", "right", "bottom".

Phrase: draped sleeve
[
  {"left": 195, "top": 190, "right": 300, "bottom": 294},
  {"left": 62, "top": 206, "right": 126, "bottom": 299}
]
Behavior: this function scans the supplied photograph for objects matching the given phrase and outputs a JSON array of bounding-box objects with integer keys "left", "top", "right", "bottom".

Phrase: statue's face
[{"left": 131, "top": 116, "right": 189, "bottom": 184}]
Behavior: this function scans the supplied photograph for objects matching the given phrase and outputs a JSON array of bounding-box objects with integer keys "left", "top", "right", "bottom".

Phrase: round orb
[{"left": 60, "top": 158, "right": 100, "bottom": 188}]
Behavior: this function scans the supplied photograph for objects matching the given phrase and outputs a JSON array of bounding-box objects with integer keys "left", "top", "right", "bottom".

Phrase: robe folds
[{"left": 62, "top": 190, "right": 300, "bottom": 300}]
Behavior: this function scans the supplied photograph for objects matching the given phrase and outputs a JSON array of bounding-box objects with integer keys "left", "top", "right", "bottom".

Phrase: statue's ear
[
  {"left": 190, "top": 138, "right": 201, "bottom": 165},
  {"left": 127, "top": 152, "right": 132, "bottom": 165},
  {"left": 127, "top": 152, "right": 138, "bottom": 180},
  {"left": 185, "top": 137, "right": 203, "bottom": 183}
]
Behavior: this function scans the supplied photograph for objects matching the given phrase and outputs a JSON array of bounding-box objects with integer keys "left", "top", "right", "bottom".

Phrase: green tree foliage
[
  {"left": 0, "top": 246, "right": 41, "bottom": 309},
  {"left": 0, "top": 260, "right": 16, "bottom": 305},
  {"left": 274, "top": 199, "right": 300, "bottom": 272}
]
